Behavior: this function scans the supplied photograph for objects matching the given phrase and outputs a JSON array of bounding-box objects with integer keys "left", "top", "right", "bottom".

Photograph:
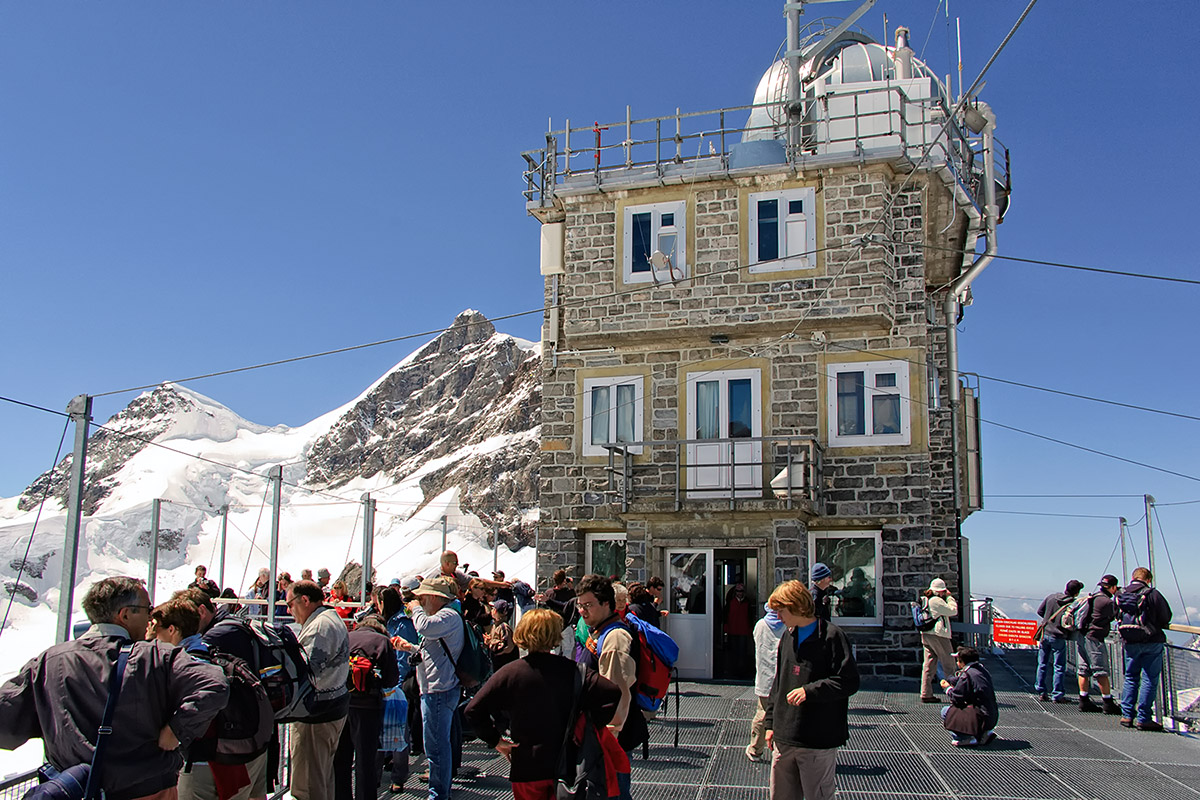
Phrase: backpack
[
  {"left": 209, "top": 617, "right": 318, "bottom": 722},
  {"left": 556, "top": 662, "right": 623, "bottom": 800},
  {"left": 911, "top": 600, "right": 938, "bottom": 632},
  {"left": 438, "top": 615, "right": 493, "bottom": 690},
  {"left": 195, "top": 649, "right": 275, "bottom": 764},
  {"left": 623, "top": 613, "right": 679, "bottom": 713},
  {"left": 1060, "top": 593, "right": 1097, "bottom": 634},
  {"left": 348, "top": 649, "right": 383, "bottom": 698},
  {"left": 1117, "top": 585, "right": 1156, "bottom": 643}
]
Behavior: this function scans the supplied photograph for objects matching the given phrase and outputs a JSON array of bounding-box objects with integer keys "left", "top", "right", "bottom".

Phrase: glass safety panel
[
  {"left": 669, "top": 551, "right": 708, "bottom": 615},
  {"left": 813, "top": 536, "right": 878, "bottom": 619}
]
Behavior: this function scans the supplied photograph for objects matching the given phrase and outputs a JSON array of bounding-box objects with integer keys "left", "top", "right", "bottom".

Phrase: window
[
  {"left": 685, "top": 368, "right": 762, "bottom": 495},
  {"left": 826, "top": 359, "right": 911, "bottom": 447},
  {"left": 623, "top": 201, "right": 687, "bottom": 283},
  {"left": 582, "top": 376, "right": 644, "bottom": 457},
  {"left": 586, "top": 533, "right": 627, "bottom": 578},
  {"left": 808, "top": 530, "right": 883, "bottom": 626},
  {"left": 748, "top": 188, "right": 817, "bottom": 272}
]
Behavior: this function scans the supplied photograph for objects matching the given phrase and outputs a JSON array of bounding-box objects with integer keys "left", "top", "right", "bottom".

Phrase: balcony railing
[{"left": 601, "top": 435, "right": 823, "bottom": 513}]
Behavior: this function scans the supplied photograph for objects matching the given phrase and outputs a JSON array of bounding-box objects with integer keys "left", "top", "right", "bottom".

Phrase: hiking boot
[
  {"left": 1052, "top": 697, "right": 1073, "bottom": 704},
  {"left": 978, "top": 730, "right": 998, "bottom": 746},
  {"left": 1119, "top": 717, "right": 1134, "bottom": 728},
  {"left": 920, "top": 696, "right": 940, "bottom": 703},
  {"left": 1102, "top": 697, "right": 1121, "bottom": 715},
  {"left": 1136, "top": 720, "right": 1165, "bottom": 732},
  {"left": 1036, "top": 693, "right": 1050, "bottom": 702},
  {"left": 1078, "top": 696, "right": 1101, "bottom": 713}
]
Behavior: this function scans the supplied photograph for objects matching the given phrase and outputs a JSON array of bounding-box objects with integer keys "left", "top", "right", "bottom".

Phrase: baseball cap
[{"left": 1099, "top": 574, "right": 1119, "bottom": 588}]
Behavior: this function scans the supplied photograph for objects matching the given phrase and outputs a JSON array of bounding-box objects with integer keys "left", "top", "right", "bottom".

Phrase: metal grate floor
[{"left": 402, "top": 652, "right": 1199, "bottom": 800}]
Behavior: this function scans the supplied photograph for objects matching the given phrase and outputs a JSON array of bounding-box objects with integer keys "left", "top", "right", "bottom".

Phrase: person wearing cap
[
  {"left": 485, "top": 599, "right": 518, "bottom": 670},
  {"left": 1033, "top": 579, "right": 1084, "bottom": 704},
  {"left": 919, "top": 578, "right": 958, "bottom": 703},
  {"left": 317, "top": 568, "right": 332, "bottom": 593},
  {"left": 810, "top": 563, "right": 835, "bottom": 623},
  {"left": 391, "top": 577, "right": 462, "bottom": 800},
  {"left": 1076, "top": 575, "right": 1121, "bottom": 714}
]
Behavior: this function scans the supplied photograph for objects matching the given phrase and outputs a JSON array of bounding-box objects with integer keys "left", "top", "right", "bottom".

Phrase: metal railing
[
  {"left": 601, "top": 435, "right": 823, "bottom": 513},
  {"left": 521, "top": 87, "right": 1008, "bottom": 212},
  {"left": 0, "top": 770, "right": 37, "bottom": 800}
]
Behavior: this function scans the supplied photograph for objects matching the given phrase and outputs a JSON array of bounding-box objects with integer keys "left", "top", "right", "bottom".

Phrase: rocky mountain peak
[{"left": 18, "top": 384, "right": 206, "bottom": 514}]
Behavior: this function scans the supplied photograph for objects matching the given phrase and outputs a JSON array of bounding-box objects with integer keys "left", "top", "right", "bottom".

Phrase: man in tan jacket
[{"left": 575, "top": 574, "right": 646, "bottom": 800}]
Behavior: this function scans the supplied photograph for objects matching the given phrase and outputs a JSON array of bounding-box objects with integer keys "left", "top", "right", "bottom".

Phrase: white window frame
[
  {"left": 582, "top": 375, "right": 645, "bottom": 457},
  {"left": 748, "top": 188, "right": 817, "bottom": 272},
  {"left": 807, "top": 529, "right": 884, "bottom": 626},
  {"left": 623, "top": 200, "right": 687, "bottom": 284},
  {"left": 585, "top": 532, "right": 627, "bottom": 576},
  {"left": 825, "top": 359, "right": 911, "bottom": 447},
  {"left": 684, "top": 367, "right": 763, "bottom": 495}
]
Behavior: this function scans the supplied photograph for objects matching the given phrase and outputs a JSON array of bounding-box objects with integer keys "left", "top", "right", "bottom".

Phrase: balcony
[{"left": 599, "top": 435, "right": 823, "bottom": 514}]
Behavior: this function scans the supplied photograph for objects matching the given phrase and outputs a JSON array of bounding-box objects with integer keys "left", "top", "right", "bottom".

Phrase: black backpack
[
  {"left": 348, "top": 646, "right": 384, "bottom": 699},
  {"left": 1117, "top": 585, "right": 1156, "bottom": 643},
  {"left": 209, "top": 617, "right": 318, "bottom": 722},
  {"left": 195, "top": 649, "right": 275, "bottom": 764},
  {"left": 438, "top": 615, "right": 493, "bottom": 691},
  {"left": 556, "top": 662, "right": 611, "bottom": 800}
]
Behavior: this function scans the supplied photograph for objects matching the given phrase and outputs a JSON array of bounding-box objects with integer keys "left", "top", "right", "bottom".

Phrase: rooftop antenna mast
[{"left": 783, "top": 0, "right": 878, "bottom": 154}]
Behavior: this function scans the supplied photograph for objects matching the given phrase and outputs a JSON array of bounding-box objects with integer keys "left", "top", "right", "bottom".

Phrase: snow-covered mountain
[{"left": 0, "top": 309, "right": 540, "bottom": 672}]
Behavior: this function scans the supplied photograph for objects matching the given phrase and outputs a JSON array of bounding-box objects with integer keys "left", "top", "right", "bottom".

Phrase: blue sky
[{"left": 1, "top": 1, "right": 1196, "bottom": 616}]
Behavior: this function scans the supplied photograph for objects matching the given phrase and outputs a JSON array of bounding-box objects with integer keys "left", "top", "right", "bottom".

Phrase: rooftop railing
[{"left": 521, "top": 85, "right": 1008, "bottom": 214}]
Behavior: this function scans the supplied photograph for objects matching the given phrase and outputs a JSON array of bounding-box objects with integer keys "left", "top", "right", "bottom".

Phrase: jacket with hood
[{"left": 753, "top": 607, "right": 786, "bottom": 698}]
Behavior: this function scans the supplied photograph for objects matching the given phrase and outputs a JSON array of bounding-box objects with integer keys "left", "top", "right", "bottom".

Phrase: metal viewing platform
[{"left": 3, "top": 650, "right": 1195, "bottom": 800}]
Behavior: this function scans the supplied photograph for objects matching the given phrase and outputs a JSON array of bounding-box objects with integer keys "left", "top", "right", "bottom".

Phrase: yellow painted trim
[
  {"left": 614, "top": 190, "right": 697, "bottom": 292},
  {"left": 817, "top": 348, "right": 929, "bottom": 453},
  {"left": 737, "top": 179, "right": 825, "bottom": 278},
  {"left": 575, "top": 365, "right": 653, "bottom": 463}
]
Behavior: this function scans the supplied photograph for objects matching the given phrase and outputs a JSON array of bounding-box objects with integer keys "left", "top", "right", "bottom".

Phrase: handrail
[{"left": 1168, "top": 623, "right": 1200, "bottom": 636}]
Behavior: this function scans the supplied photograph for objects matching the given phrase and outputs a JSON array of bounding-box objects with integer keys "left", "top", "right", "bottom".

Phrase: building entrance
[{"left": 664, "top": 547, "right": 759, "bottom": 680}]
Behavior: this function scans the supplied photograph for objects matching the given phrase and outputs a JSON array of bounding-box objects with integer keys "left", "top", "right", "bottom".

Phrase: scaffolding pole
[
  {"left": 148, "top": 498, "right": 162, "bottom": 604},
  {"left": 56, "top": 394, "right": 92, "bottom": 644}
]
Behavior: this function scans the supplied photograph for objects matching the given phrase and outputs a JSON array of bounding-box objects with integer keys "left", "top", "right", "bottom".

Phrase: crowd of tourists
[{"left": 0, "top": 553, "right": 1177, "bottom": 800}]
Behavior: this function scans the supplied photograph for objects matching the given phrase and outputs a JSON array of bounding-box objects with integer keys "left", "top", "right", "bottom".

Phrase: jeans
[
  {"left": 1034, "top": 635, "right": 1067, "bottom": 699},
  {"left": 1121, "top": 642, "right": 1164, "bottom": 724},
  {"left": 421, "top": 689, "right": 460, "bottom": 800}
]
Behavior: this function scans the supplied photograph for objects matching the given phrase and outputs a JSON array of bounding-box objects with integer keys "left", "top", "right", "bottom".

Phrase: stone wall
[{"left": 538, "top": 165, "right": 966, "bottom": 678}]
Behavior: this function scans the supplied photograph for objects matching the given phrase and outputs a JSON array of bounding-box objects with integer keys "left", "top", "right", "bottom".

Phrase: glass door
[
  {"left": 686, "top": 370, "right": 762, "bottom": 497},
  {"left": 664, "top": 548, "right": 714, "bottom": 679}
]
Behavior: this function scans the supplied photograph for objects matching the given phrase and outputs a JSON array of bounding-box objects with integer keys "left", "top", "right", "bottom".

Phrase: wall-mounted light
[{"left": 710, "top": 334, "right": 730, "bottom": 344}]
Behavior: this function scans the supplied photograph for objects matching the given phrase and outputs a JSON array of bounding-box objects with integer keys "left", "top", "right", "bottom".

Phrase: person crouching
[
  {"left": 763, "top": 580, "right": 860, "bottom": 800},
  {"left": 940, "top": 646, "right": 999, "bottom": 747}
]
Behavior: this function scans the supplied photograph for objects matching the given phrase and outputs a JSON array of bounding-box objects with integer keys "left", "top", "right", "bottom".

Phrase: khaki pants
[
  {"left": 178, "top": 752, "right": 269, "bottom": 800},
  {"left": 769, "top": 743, "right": 837, "bottom": 800},
  {"left": 290, "top": 718, "right": 347, "bottom": 800},
  {"left": 921, "top": 633, "right": 956, "bottom": 698},
  {"left": 747, "top": 697, "right": 769, "bottom": 756}
]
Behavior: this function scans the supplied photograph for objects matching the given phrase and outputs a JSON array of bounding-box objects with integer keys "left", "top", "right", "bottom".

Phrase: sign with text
[{"left": 992, "top": 618, "right": 1039, "bottom": 646}]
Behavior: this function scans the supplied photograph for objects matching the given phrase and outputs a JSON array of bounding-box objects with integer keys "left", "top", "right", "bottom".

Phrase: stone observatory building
[{"left": 522, "top": 1, "right": 1009, "bottom": 678}]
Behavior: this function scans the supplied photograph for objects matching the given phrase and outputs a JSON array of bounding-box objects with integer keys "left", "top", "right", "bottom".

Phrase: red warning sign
[{"left": 992, "top": 618, "right": 1039, "bottom": 646}]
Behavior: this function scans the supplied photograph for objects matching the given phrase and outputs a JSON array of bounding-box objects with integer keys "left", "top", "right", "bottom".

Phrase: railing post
[
  {"left": 441, "top": 515, "right": 448, "bottom": 552},
  {"left": 625, "top": 105, "right": 632, "bottom": 168},
  {"left": 675, "top": 442, "right": 682, "bottom": 512},
  {"left": 148, "top": 498, "right": 161, "bottom": 604},
  {"left": 218, "top": 504, "right": 229, "bottom": 591},
  {"left": 728, "top": 440, "right": 736, "bottom": 511},
  {"left": 785, "top": 440, "right": 794, "bottom": 511},
  {"left": 361, "top": 493, "right": 375, "bottom": 606},
  {"left": 56, "top": 394, "right": 92, "bottom": 644},
  {"left": 622, "top": 448, "right": 631, "bottom": 514},
  {"left": 267, "top": 465, "right": 282, "bottom": 626},
  {"left": 564, "top": 118, "right": 571, "bottom": 178},
  {"left": 655, "top": 118, "right": 662, "bottom": 176},
  {"left": 493, "top": 520, "right": 501, "bottom": 574}
]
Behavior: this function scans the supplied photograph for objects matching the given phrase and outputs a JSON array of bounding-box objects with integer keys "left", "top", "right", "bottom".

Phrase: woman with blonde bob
[
  {"left": 763, "top": 580, "right": 860, "bottom": 800},
  {"left": 465, "top": 609, "right": 623, "bottom": 800}
]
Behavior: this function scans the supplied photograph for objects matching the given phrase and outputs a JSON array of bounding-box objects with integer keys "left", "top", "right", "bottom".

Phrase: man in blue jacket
[{"left": 763, "top": 580, "right": 859, "bottom": 800}]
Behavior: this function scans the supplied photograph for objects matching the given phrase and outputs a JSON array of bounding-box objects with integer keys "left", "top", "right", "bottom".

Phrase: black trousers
[{"left": 334, "top": 703, "right": 384, "bottom": 800}]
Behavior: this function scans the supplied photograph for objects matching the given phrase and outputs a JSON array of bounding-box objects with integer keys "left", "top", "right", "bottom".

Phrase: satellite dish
[{"left": 649, "top": 251, "right": 670, "bottom": 271}]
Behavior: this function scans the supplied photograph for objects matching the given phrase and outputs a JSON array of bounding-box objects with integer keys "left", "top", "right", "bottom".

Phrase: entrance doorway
[
  {"left": 664, "top": 547, "right": 759, "bottom": 680},
  {"left": 713, "top": 549, "right": 759, "bottom": 681}
]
